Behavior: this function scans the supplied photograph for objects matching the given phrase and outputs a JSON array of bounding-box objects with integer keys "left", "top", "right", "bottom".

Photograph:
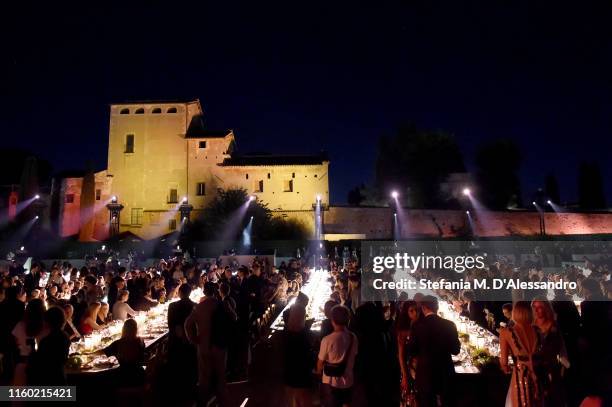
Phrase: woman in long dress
[{"left": 500, "top": 301, "right": 542, "bottom": 407}]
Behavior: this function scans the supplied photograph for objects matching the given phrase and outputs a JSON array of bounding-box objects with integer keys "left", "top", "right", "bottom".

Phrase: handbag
[{"left": 323, "top": 333, "right": 354, "bottom": 377}]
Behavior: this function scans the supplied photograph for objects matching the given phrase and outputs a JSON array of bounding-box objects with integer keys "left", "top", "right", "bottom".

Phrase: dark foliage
[{"left": 475, "top": 139, "right": 522, "bottom": 210}]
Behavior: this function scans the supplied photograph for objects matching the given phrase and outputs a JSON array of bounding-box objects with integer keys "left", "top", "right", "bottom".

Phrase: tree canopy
[
  {"left": 474, "top": 139, "right": 522, "bottom": 210},
  {"left": 190, "top": 188, "right": 309, "bottom": 241},
  {"left": 374, "top": 125, "right": 465, "bottom": 208}
]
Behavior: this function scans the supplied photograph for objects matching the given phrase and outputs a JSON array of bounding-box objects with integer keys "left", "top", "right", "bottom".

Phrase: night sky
[{"left": 2, "top": 1, "right": 611, "bottom": 205}]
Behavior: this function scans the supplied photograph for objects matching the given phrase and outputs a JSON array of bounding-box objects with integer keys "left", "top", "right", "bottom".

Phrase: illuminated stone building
[{"left": 60, "top": 100, "right": 329, "bottom": 240}]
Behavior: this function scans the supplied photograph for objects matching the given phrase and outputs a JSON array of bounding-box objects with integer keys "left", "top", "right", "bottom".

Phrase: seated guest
[
  {"left": 46, "top": 285, "right": 60, "bottom": 306},
  {"left": 104, "top": 318, "right": 145, "bottom": 386},
  {"left": 132, "top": 286, "right": 158, "bottom": 312},
  {"left": 97, "top": 302, "right": 110, "bottom": 325},
  {"left": 151, "top": 277, "right": 165, "bottom": 300},
  {"left": 27, "top": 307, "right": 71, "bottom": 385},
  {"left": 112, "top": 290, "right": 137, "bottom": 321},
  {"left": 62, "top": 303, "right": 81, "bottom": 341},
  {"left": 79, "top": 302, "right": 104, "bottom": 335}
]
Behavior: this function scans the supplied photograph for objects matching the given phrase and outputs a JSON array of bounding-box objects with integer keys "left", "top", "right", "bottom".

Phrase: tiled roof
[
  {"left": 185, "top": 114, "right": 233, "bottom": 139},
  {"left": 221, "top": 153, "right": 329, "bottom": 166}
]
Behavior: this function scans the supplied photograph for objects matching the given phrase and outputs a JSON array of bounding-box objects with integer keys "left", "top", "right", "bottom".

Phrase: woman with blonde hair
[
  {"left": 499, "top": 301, "right": 541, "bottom": 407},
  {"left": 532, "top": 297, "right": 569, "bottom": 406}
]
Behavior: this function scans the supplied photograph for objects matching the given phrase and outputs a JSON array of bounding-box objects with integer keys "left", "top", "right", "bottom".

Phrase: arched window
[
  {"left": 120, "top": 108, "right": 130, "bottom": 114},
  {"left": 135, "top": 108, "right": 145, "bottom": 114},
  {"left": 152, "top": 107, "right": 162, "bottom": 114},
  {"left": 167, "top": 107, "right": 177, "bottom": 113}
]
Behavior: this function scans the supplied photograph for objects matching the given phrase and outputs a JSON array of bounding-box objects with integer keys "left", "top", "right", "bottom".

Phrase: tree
[
  {"left": 79, "top": 164, "right": 96, "bottom": 241},
  {"left": 544, "top": 173, "right": 560, "bottom": 204},
  {"left": 266, "top": 217, "right": 309, "bottom": 240},
  {"left": 374, "top": 125, "right": 465, "bottom": 208},
  {"left": 190, "top": 188, "right": 309, "bottom": 241},
  {"left": 19, "top": 156, "right": 39, "bottom": 200},
  {"left": 474, "top": 139, "right": 522, "bottom": 210},
  {"left": 193, "top": 188, "right": 270, "bottom": 240},
  {"left": 578, "top": 161, "right": 606, "bottom": 210},
  {"left": 347, "top": 184, "right": 365, "bottom": 206}
]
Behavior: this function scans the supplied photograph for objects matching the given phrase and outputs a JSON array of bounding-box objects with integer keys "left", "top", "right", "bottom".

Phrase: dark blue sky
[{"left": 1, "top": 1, "right": 611, "bottom": 205}]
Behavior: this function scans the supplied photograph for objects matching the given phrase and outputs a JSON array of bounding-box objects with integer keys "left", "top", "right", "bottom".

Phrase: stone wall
[{"left": 324, "top": 206, "right": 612, "bottom": 239}]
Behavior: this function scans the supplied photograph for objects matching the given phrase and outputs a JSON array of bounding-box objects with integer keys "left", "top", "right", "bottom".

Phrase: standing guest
[
  {"left": 532, "top": 298, "right": 569, "bottom": 406},
  {"left": 320, "top": 300, "right": 338, "bottom": 339},
  {"left": 579, "top": 278, "right": 610, "bottom": 400},
  {"left": 218, "top": 282, "right": 239, "bottom": 380},
  {"left": 246, "top": 264, "right": 266, "bottom": 320},
  {"left": 23, "top": 263, "right": 42, "bottom": 294},
  {"left": 407, "top": 295, "right": 460, "bottom": 407},
  {"left": 317, "top": 305, "right": 358, "bottom": 407},
  {"left": 104, "top": 319, "right": 146, "bottom": 386},
  {"left": 551, "top": 289, "right": 581, "bottom": 405},
  {"left": 79, "top": 302, "right": 104, "bottom": 335},
  {"left": 499, "top": 301, "right": 541, "bottom": 407},
  {"left": 501, "top": 303, "right": 514, "bottom": 328},
  {"left": 112, "top": 290, "right": 137, "bottom": 321},
  {"left": 0, "top": 285, "right": 26, "bottom": 353},
  {"left": 219, "top": 282, "right": 238, "bottom": 322},
  {"left": 283, "top": 303, "right": 314, "bottom": 407},
  {"left": 167, "top": 283, "right": 196, "bottom": 391},
  {"left": 396, "top": 300, "right": 419, "bottom": 398},
  {"left": 461, "top": 290, "right": 487, "bottom": 329},
  {"left": 27, "top": 307, "right": 71, "bottom": 385},
  {"left": 347, "top": 274, "right": 361, "bottom": 313},
  {"left": 11, "top": 298, "right": 45, "bottom": 385},
  {"left": 61, "top": 303, "right": 81, "bottom": 341},
  {"left": 185, "top": 282, "right": 229, "bottom": 406}
]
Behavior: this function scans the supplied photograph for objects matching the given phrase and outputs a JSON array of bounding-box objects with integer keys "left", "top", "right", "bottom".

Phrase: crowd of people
[
  {"left": 0, "top": 255, "right": 308, "bottom": 405},
  {"left": 0, "top": 246, "right": 609, "bottom": 407},
  {"left": 275, "top": 249, "right": 611, "bottom": 407}
]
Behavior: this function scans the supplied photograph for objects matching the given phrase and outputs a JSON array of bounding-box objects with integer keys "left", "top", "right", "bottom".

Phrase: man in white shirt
[
  {"left": 112, "top": 290, "right": 137, "bottom": 321},
  {"left": 317, "top": 305, "right": 358, "bottom": 407}
]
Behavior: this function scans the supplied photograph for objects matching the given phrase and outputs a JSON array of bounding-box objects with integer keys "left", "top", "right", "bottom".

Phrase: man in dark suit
[
  {"left": 461, "top": 290, "right": 488, "bottom": 329},
  {"left": 407, "top": 295, "right": 461, "bottom": 407},
  {"left": 167, "top": 283, "right": 197, "bottom": 391},
  {"left": 24, "top": 263, "right": 42, "bottom": 294}
]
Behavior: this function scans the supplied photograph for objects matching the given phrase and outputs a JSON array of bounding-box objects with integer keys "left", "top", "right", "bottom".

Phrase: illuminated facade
[{"left": 60, "top": 100, "right": 329, "bottom": 240}]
